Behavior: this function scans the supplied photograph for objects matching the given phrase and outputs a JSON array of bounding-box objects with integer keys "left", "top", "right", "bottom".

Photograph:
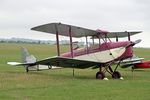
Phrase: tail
[
  {"left": 21, "top": 47, "right": 37, "bottom": 63},
  {"left": 8, "top": 48, "right": 61, "bottom": 72},
  {"left": 21, "top": 48, "right": 38, "bottom": 72},
  {"left": 7, "top": 48, "right": 37, "bottom": 72},
  {"left": 21, "top": 48, "right": 61, "bottom": 71}
]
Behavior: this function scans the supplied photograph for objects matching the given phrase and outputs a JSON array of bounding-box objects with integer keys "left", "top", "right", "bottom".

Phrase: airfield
[{"left": 0, "top": 43, "right": 150, "bottom": 100}]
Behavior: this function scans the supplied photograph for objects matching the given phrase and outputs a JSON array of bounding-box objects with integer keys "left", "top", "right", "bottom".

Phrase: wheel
[
  {"left": 26, "top": 66, "right": 29, "bottom": 73},
  {"left": 96, "top": 71, "right": 105, "bottom": 79},
  {"left": 112, "top": 71, "right": 121, "bottom": 79}
]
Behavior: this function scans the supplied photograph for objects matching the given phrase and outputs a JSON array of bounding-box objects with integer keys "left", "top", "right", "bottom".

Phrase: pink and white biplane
[{"left": 7, "top": 23, "right": 142, "bottom": 79}]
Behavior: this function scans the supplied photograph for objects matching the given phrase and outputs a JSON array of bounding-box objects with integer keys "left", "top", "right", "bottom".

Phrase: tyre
[
  {"left": 96, "top": 71, "right": 105, "bottom": 79},
  {"left": 112, "top": 71, "right": 121, "bottom": 79}
]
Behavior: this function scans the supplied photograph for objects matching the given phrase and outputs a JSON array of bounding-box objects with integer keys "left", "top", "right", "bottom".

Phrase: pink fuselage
[{"left": 61, "top": 41, "right": 133, "bottom": 63}]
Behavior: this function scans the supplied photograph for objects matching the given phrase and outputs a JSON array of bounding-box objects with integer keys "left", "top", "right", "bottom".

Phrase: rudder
[{"left": 21, "top": 47, "right": 36, "bottom": 63}]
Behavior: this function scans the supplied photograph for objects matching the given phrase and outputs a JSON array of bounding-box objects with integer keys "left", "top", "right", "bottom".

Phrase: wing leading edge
[{"left": 31, "top": 23, "right": 97, "bottom": 38}]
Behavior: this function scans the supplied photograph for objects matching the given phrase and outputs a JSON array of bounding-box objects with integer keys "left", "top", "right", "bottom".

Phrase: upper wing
[
  {"left": 31, "top": 23, "right": 141, "bottom": 38},
  {"left": 36, "top": 57, "right": 101, "bottom": 69},
  {"left": 31, "top": 23, "right": 98, "bottom": 38},
  {"left": 108, "top": 31, "right": 142, "bottom": 38},
  {"left": 92, "top": 31, "right": 142, "bottom": 39}
]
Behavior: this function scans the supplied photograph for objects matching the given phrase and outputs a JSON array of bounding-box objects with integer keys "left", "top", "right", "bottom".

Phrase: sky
[{"left": 0, "top": 0, "right": 149, "bottom": 47}]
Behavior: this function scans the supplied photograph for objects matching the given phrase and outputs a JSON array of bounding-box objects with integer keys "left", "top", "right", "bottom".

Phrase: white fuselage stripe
[{"left": 74, "top": 47, "right": 125, "bottom": 63}]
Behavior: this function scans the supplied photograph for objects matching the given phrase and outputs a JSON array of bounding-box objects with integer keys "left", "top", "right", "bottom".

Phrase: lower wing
[{"left": 8, "top": 56, "right": 102, "bottom": 69}]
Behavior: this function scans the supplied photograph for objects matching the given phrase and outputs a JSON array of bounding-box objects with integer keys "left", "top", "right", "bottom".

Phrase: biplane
[{"left": 7, "top": 23, "right": 142, "bottom": 79}]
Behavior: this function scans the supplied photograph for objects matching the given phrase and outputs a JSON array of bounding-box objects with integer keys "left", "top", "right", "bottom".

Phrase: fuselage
[
  {"left": 134, "top": 60, "right": 150, "bottom": 69},
  {"left": 61, "top": 41, "right": 133, "bottom": 63}
]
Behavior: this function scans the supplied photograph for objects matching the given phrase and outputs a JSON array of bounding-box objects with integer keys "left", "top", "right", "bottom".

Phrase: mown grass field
[{"left": 0, "top": 43, "right": 150, "bottom": 100}]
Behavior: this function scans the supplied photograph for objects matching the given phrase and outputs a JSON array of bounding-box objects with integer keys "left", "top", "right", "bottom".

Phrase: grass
[{"left": 0, "top": 43, "right": 150, "bottom": 100}]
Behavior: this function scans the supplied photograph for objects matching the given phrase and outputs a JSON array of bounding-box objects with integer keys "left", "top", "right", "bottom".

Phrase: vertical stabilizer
[{"left": 21, "top": 48, "right": 36, "bottom": 63}]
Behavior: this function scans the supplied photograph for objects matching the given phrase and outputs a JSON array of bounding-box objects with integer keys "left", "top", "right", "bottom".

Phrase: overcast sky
[{"left": 0, "top": 0, "right": 149, "bottom": 47}]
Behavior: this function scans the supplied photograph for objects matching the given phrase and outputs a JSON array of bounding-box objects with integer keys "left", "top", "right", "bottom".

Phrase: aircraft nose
[
  {"left": 131, "top": 39, "right": 142, "bottom": 47},
  {"left": 133, "top": 39, "right": 142, "bottom": 45},
  {"left": 126, "top": 39, "right": 142, "bottom": 48}
]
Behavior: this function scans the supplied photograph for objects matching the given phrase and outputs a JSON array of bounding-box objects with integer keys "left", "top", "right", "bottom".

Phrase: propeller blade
[
  {"left": 134, "top": 39, "right": 142, "bottom": 45},
  {"left": 126, "top": 39, "right": 142, "bottom": 48}
]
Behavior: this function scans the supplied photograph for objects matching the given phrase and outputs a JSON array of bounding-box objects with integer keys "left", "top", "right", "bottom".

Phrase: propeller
[
  {"left": 133, "top": 39, "right": 142, "bottom": 45},
  {"left": 126, "top": 39, "right": 142, "bottom": 48}
]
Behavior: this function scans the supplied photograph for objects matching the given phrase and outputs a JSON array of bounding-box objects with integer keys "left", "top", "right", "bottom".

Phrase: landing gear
[
  {"left": 96, "top": 71, "right": 105, "bottom": 79},
  {"left": 96, "top": 67, "right": 105, "bottom": 80},
  {"left": 25, "top": 66, "right": 29, "bottom": 73},
  {"left": 112, "top": 71, "right": 121, "bottom": 79},
  {"left": 48, "top": 65, "right": 52, "bottom": 69},
  {"left": 95, "top": 62, "right": 122, "bottom": 80}
]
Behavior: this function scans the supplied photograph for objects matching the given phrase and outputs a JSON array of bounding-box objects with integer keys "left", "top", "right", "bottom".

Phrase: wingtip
[{"left": 30, "top": 22, "right": 62, "bottom": 31}]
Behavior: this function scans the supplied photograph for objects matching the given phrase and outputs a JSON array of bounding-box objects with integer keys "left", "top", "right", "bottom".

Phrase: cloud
[{"left": 0, "top": 0, "right": 149, "bottom": 47}]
